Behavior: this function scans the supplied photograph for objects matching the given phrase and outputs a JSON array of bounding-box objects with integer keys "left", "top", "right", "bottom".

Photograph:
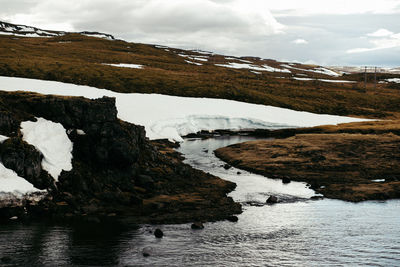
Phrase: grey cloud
[{"left": 1, "top": 1, "right": 399, "bottom": 67}]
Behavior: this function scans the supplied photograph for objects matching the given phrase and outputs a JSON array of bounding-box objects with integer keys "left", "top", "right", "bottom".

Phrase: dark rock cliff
[{"left": 0, "top": 91, "right": 241, "bottom": 223}]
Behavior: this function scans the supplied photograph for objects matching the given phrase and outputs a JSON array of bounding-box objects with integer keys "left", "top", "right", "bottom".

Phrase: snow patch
[
  {"left": 385, "top": 78, "right": 400, "bottom": 83},
  {"left": 0, "top": 76, "right": 369, "bottom": 142},
  {"left": 0, "top": 135, "right": 8, "bottom": 143},
  {"left": 102, "top": 63, "right": 143, "bottom": 69},
  {"left": 293, "top": 77, "right": 356, "bottom": 83},
  {"left": 193, "top": 57, "right": 208, "bottom": 62},
  {"left": 20, "top": 118, "right": 73, "bottom": 180},
  {"left": 185, "top": 60, "right": 202, "bottom": 66},
  {"left": 0, "top": 163, "right": 42, "bottom": 195},
  {"left": 262, "top": 65, "right": 291, "bottom": 73},
  {"left": 282, "top": 64, "right": 340, "bottom": 77},
  {"left": 76, "top": 129, "right": 86, "bottom": 135},
  {"left": 216, "top": 62, "right": 290, "bottom": 73},
  {"left": 293, "top": 77, "right": 314, "bottom": 81}
]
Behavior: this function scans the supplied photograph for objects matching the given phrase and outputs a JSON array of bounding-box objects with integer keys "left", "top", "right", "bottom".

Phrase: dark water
[{"left": 1, "top": 136, "right": 399, "bottom": 266}]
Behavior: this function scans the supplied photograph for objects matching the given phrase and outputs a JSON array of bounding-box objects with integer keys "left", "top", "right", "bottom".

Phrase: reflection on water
[{"left": 1, "top": 136, "right": 399, "bottom": 266}]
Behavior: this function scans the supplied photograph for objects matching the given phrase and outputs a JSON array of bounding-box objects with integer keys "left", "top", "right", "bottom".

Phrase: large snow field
[
  {"left": 21, "top": 118, "right": 73, "bottom": 180},
  {"left": 0, "top": 76, "right": 368, "bottom": 142}
]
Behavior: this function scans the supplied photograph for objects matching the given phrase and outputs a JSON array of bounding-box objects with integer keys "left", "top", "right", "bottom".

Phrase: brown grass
[
  {"left": 1, "top": 34, "right": 400, "bottom": 118},
  {"left": 215, "top": 131, "right": 400, "bottom": 201}
]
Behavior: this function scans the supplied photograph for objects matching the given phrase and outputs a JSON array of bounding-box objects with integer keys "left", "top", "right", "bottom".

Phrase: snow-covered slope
[
  {"left": 0, "top": 76, "right": 369, "bottom": 142},
  {"left": 0, "top": 21, "right": 114, "bottom": 40}
]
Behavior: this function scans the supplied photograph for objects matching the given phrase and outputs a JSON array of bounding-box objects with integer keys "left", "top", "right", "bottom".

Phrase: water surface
[{"left": 1, "top": 136, "right": 399, "bottom": 266}]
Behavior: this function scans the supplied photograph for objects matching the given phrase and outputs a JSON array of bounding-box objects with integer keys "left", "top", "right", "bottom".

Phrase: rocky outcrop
[
  {"left": 0, "top": 137, "right": 53, "bottom": 189},
  {"left": 0, "top": 91, "right": 241, "bottom": 223}
]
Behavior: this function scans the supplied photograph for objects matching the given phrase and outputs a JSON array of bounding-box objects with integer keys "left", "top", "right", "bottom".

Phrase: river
[{"left": 1, "top": 136, "right": 399, "bottom": 266}]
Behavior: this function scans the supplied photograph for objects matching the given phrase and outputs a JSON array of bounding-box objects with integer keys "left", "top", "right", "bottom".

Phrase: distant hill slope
[
  {"left": 0, "top": 20, "right": 400, "bottom": 118},
  {"left": 0, "top": 20, "right": 114, "bottom": 40}
]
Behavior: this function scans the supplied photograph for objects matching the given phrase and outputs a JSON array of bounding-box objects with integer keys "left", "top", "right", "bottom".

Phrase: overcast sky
[{"left": 1, "top": 0, "right": 400, "bottom": 66}]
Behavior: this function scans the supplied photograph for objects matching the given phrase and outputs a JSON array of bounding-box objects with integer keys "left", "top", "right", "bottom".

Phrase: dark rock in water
[
  {"left": 266, "top": 196, "right": 278, "bottom": 204},
  {"left": 191, "top": 222, "right": 204, "bottom": 229},
  {"left": 223, "top": 164, "right": 231, "bottom": 170},
  {"left": 237, "top": 171, "right": 241, "bottom": 175},
  {"left": 142, "top": 247, "right": 153, "bottom": 257},
  {"left": 226, "top": 215, "right": 239, "bottom": 222},
  {"left": 282, "top": 177, "right": 291, "bottom": 184},
  {"left": 310, "top": 195, "right": 324, "bottom": 200},
  {"left": 154, "top": 228, "right": 163, "bottom": 238}
]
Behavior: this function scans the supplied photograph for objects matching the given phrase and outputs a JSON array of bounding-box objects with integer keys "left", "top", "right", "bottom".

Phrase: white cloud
[
  {"left": 269, "top": 0, "right": 400, "bottom": 16},
  {"left": 367, "top": 28, "right": 394, "bottom": 37},
  {"left": 1, "top": 0, "right": 400, "bottom": 66},
  {"left": 293, "top": 39, "right": 308, "bottom": 44},
  {"left": 347, "top": 29, "right": 400, "bottom": 54},
  {"left": 2, "top": 0, "right": 285, "bottom": 55}
]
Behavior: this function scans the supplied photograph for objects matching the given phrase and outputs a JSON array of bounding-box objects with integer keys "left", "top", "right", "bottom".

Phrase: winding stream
[{"left": 1, "top": 136, "right": 399, "bottom": 266}]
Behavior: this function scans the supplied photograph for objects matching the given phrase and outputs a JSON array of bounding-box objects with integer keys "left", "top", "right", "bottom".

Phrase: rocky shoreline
[
  {"left": 214, "top": 121, "right": 400, "bottom": 202},
  {"left": 0, "top": 91, "right": 241, "bottom": 224}
]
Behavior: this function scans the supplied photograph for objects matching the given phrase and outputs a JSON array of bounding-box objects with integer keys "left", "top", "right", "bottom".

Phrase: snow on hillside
[
  {"left": 0, "top": 21, "right": 114, "bottom": 40},
  {"left": 21, "top": 118, "right": 73, "bottom": 180},
  {"left": 215, "top": 63, "right": 291, "bottom": 73},
  {"left": 185, "top": 60, "right": 203, "bottom": 66},
  {"left": 293, "top": 77, "right": 356, "bottom": 83},
  {"left": 0, "top": 76, "right": 369, "bottom": 142},
  {"left": 385, "top": 78, "right": 400, "bottom": 83},
  {"left": 0, "top": 21, "right": 61, "bottom": 37},
  {"left": 282, "top": 64, "right": 340, "bottom": 77},
  {"left": 102, "top": 63, "right": 143, "bottom": 69}
]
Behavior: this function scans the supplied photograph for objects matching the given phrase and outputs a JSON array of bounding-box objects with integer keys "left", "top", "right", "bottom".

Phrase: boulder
[
  {"left": 223, "top": 164, "right": 231, "bottom": 170},
  {"left": 266, "top": 196, "right": 278, "bottom": 204},
  {"left": 226, "top": 215, "right": 239, "bottom": 222},
  {"left": 154, "top": 228, "right": 163, "bottom": 238},
  {"left": 282, "top": 177, "right": 291, "bottom": 184},
  {"left": 191, "top": 222, "right": 204, "bottom": 229},
  {"left": 142, "top": 246, "right": 153, "bottom": 257}
]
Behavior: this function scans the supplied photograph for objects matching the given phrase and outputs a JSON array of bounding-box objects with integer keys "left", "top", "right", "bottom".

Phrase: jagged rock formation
[{"left": 0, "top": 91, "right": 241, "bottom": 223}]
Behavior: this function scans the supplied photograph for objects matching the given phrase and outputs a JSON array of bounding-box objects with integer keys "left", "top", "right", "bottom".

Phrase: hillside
[{"left": 1, "top": 21, "right": 400, "bottom": 119}]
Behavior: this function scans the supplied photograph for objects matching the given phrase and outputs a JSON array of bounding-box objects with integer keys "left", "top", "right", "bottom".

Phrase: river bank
[{"left": 215, "top": 120, "right": 400, "bottom": 202}]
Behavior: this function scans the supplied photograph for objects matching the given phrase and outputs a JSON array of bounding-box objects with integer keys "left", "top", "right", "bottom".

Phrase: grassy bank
[{"left": 215, "top": 122, "right": 400, "bottom": 202}]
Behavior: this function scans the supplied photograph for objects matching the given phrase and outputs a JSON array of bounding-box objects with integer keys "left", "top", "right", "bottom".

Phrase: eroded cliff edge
[{"left": 0, "top": 91, "right": 241, "bottom": 223}]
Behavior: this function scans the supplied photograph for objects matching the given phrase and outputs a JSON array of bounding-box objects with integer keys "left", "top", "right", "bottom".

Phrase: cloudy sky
[{"left": 1, "top": 0, "right": 400, "bottom": 66}]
